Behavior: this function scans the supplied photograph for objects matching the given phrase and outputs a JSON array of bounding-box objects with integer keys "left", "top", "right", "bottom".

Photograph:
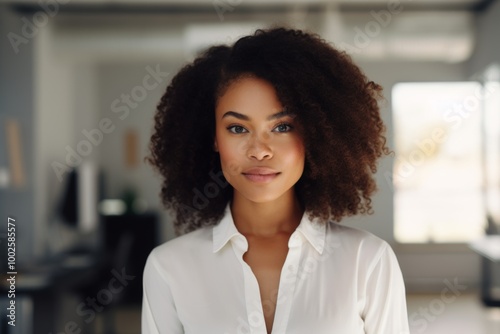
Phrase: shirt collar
[{"left": 212, "top": 202, "right": 326, "bottom": 254}]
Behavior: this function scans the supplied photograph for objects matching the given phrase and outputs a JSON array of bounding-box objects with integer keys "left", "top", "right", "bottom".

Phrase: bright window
[
  {"left": 392, "top": 82, "right": 488, "bottom": 243},
  {"left": 483, "top": 68, "right": 500, "bottom": 229}
]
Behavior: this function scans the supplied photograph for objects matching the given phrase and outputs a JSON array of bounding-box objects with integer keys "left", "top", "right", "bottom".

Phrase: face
[{"left": 214, "top": 76, "right": 305, "bottom": 204}]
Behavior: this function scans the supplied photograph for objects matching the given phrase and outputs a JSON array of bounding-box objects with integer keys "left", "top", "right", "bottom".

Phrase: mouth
[{"left": 242, "top": 172, "right": 281, "bottom": 183}]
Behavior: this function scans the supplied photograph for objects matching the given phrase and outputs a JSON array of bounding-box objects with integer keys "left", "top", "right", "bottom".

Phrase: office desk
[
  {"left": 0, "top": 253, "right": 104, "bottom": 334},
  {"left": 469, "top": 235, "right": 500, "bottom": 306},
  {"left": 0, "top": 211, "right": 158, "bottom": 334}
]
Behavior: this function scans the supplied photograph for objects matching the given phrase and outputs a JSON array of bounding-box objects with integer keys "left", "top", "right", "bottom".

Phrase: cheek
[
  {"left": 281, "top": 137, "right": 305, "bottom": 165},
  {"left": 216, "top": 139, "right": 243, "bottom": 181}
]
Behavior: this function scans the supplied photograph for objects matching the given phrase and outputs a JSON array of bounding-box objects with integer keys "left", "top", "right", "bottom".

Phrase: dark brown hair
[{"left": 146, "top": 25, "right": 393, "bottom": 235}]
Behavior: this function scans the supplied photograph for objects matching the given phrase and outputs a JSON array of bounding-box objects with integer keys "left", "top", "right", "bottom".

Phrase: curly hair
[{"left": 145, "top": 25, "right": 393, "bottom": 235}]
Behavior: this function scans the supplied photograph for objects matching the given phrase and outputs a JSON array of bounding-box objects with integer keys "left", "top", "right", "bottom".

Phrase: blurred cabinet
[{"left": 99, "top": 211, "right": 159, "bottom": 304}]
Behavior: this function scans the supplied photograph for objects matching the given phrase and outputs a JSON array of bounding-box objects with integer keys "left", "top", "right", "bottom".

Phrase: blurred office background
[{"left": 1, "top": 0, "right": 500, "bottom": 333}]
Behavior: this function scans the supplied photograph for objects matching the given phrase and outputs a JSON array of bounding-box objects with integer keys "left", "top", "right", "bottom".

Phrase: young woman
[{"left": 142, "top": 26, "right": 409, "bottom": 334}]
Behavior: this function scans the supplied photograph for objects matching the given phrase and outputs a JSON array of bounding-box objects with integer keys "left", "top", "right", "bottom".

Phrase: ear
[{"left": 213, "top": 140, "right": 219, "bottom": 152}]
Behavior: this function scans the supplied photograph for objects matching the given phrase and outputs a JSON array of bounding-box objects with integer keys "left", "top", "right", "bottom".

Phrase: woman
[{"left": 142, "top": 26, "right": 409, "bottom": 334}]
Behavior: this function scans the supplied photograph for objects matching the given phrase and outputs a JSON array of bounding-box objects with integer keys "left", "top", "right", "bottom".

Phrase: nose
[{"left": 246, "top": 133, "right": 273, "bottom": 161}]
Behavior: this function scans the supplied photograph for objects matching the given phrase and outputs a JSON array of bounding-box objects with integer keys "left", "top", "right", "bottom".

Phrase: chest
[
  {"left": 174, "top": 235, "right": 370, "bottom": 334},
  {"left": 242, "top": 236, "right": 291, "bottom": 333}
]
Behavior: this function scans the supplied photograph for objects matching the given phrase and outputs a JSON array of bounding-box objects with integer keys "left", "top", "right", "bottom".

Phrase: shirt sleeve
[
  {"left": 141, "top": 251, "right": 184, "bottom": 334},
  {"left": 361, "top": 242, "right": 410, "bottom": 334}
]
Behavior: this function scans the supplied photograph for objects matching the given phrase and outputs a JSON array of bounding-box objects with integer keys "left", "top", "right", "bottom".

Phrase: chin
[{"left": 234, "top": 187, "right": 292, "bottom": 204}]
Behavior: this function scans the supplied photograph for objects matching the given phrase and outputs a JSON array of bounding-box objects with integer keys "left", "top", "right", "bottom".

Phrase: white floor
[
  {"left": 406, "top": 293, "right": 500, "bottom": 334},
  {"left": 99, "top": 293, "right": 500, "bottom": 333}
]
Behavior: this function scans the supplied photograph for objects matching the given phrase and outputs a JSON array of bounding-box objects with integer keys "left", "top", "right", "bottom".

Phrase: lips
[
  {"left": 242, "top": 167, "right": 280, "bottom": 183},
  {"left": 242, "top": 167, "right": 279, "bottom": 175}
]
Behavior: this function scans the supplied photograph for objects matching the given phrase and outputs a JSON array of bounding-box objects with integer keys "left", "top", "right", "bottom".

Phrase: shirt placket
[
  {"left": 231, "top": 232, "right": 303, "bottom": 334},
  {"left": 271, "top": 232, "right": 302, "bottom": 334}
]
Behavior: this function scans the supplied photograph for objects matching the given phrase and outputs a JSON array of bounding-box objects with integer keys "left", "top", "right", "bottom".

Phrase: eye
[
  {"left": 227, "top": 125, "right": 248, "bottom": 134},
  {"left": 273, "top": 122, "right": 293, "bottom": 133}
]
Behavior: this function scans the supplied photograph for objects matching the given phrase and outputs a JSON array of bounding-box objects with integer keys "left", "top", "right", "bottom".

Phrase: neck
[{"left": 231, "top": 189, "right": 304, "bottom": 238}]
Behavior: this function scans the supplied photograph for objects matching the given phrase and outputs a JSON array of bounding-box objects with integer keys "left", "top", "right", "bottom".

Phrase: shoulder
[
  {"left": 325, "top": 222, "right": 393, "bottom": 268},
  {"left": 145, "top": 226, "right": 212, "bottom": 273},
  {"left": 327, "top": 222, "right": 389, "bottom": 250}
]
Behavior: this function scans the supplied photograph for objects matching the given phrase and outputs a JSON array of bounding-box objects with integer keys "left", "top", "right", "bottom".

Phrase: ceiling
[
  {"left": 4, "top": 0, "right": 497, "bottom": 63},
  {"left": 5, "top": 0, "right": 496, "bottom": 13}
]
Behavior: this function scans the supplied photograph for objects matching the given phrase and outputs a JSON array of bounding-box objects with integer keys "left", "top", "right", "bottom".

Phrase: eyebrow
[{"left": 221, "top": 110, "right": 294, "bottom": 121}]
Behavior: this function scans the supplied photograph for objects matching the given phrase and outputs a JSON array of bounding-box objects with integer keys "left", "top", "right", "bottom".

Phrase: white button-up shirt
[{"left": 142, "top": 204, "right": 410, "bottom": 334}]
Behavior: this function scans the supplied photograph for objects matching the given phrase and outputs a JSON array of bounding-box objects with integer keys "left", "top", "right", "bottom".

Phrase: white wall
[
  {"left": 0, "top": 6, "right": 36, "bottom": 264},
  {"left": 96, "top": 61, "right": 182, "bottom": 242},
  {"left": 34, "top": 21, "right": 79, "bottom": 256}
]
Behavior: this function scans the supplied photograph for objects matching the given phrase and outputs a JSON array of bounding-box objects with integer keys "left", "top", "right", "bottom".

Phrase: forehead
[{"left": 215, "top": 76, "right": 283, "bottom": 118}]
